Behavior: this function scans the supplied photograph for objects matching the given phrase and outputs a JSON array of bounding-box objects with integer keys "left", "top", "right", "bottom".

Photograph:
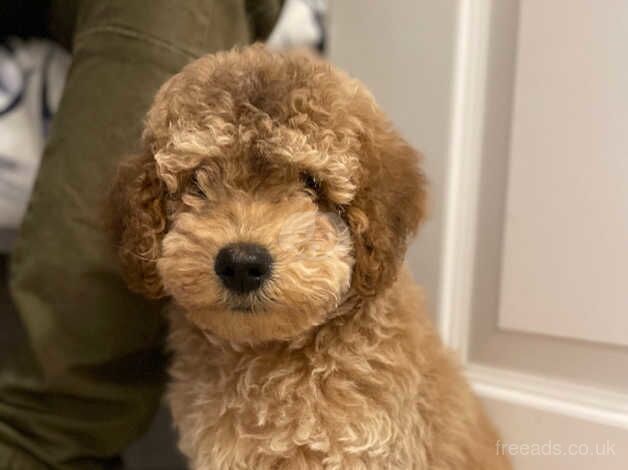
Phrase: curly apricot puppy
[{"left": 109, "top": 45, "right": 510, "bottom": 470}]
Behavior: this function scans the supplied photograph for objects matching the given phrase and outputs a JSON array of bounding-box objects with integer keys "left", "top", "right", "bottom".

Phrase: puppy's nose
[{"left": 214, "top": 243, "right": 273, "bottom": 294}]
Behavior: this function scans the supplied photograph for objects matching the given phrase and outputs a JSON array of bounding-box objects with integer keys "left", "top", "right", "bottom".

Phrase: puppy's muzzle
[{"left": 214, "top": 243, "right": 273, "bottom": 294}]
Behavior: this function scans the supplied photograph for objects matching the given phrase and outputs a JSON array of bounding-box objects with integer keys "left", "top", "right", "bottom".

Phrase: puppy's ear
[
  {"left": 346, "top": 129, "right": 426, "bottom": 297},
  {"left": 108, "top": 152, "right": 167, "bottom": 298}
]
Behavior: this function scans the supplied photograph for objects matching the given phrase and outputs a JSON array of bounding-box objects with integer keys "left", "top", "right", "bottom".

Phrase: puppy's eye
[
  {"left": 301, "top": 171, "right": 321, "bottom": 195},
  {"left": 189, "top": 174, "right": 205, "bottom": 198}
]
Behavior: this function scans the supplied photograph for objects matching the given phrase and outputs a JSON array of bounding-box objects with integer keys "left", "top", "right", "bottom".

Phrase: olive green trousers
[{"left": 0, "top": 1, "right": 281, "bottom": 468}]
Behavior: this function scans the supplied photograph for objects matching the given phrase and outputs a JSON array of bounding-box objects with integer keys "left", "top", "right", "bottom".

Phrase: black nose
[{"left": 214, "top": 243, "right": 272, "bottom": 294}]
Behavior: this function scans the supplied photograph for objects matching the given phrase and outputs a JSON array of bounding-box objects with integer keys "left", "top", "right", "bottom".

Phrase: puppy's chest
[{"left": 169, "top": 342, "right": 425, "bottom": 467}]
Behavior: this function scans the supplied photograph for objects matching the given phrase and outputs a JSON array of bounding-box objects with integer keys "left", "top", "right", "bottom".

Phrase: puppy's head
[{"left": 109, "top": 45, "right": 425, "bottom": 343}]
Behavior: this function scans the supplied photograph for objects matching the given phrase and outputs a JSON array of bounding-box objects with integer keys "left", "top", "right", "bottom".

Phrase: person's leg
[{"left": 0, "top": 1, "right": 282, "bottom": 468}]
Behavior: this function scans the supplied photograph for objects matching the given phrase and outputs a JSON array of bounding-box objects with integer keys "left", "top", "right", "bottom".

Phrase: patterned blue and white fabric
[
  {"left": 0, "top": 38, "right": 70, "bottom": 231},
  {"left": 266, "top": 0, "right": 326, "bottom": 51}
]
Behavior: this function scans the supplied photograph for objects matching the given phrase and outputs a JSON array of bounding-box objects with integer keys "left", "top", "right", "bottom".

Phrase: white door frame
[{"left": 439, "top": 0, "right": 628, "bottom": 432}]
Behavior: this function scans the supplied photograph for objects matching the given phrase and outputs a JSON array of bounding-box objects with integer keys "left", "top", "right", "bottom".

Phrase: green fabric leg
[{"left": 0, "top": 1, "right": 282, "bottom": 468}]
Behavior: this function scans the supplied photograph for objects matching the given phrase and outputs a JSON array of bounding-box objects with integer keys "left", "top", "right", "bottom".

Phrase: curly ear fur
[
  {"left": 108, "top": 151, "right": 167, "bottom": 299},
  {"left": 347, "top": 128, "right": 426, "bottom": 297}
]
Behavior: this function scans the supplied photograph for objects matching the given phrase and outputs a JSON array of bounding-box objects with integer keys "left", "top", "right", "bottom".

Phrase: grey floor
[{"left": 0, "top": 254, "right": 186, "bottom": 469}]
